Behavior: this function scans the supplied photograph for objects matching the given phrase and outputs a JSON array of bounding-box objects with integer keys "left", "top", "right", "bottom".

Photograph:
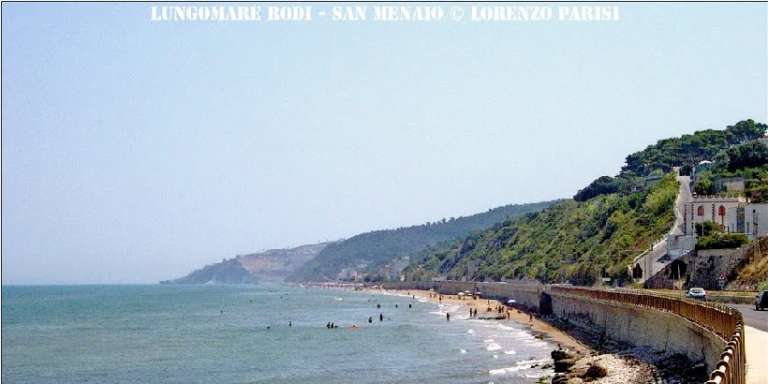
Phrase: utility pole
[{"left": 753, "top": 209, "right": 760, "bottom": 264}]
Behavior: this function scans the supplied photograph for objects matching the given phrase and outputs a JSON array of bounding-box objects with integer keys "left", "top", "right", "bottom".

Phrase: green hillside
[
  {"left": 286, "top": 201, "right": 558, "bottom": 282},
  {"left": 404, "top": 120, "right": 767, "bottom": 286}
]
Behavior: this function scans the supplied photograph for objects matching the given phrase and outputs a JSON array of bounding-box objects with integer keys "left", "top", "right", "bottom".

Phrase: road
[
  {"left": 634, "top": 174, "right": 694, "bottom": 282},
  {"left": 731, "top": 304, "right": 768, "bottom": 332},
  {"left": 670, "top": 175, "right": 692, "bottom": 236}
]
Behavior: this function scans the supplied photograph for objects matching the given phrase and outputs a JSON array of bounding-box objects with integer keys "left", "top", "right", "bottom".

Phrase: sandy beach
[{"left": 382, "top": 288, "right": 593, "bottom": 355}]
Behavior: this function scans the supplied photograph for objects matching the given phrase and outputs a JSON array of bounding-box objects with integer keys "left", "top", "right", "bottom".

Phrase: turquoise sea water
[{"left": 2, "top": 284, "right": 555, "bottom": 383}]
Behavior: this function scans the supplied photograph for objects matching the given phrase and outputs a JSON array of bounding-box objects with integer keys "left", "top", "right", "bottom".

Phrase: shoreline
[
  {"left": 378, "top": 287, "right": 593, "bottom": 356},
  {"left": 362, "top": 286, "right": 664, "bottom": 383}
]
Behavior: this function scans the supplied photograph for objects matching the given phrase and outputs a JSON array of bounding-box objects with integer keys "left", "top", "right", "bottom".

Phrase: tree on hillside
[
  {"left": 725, "top": 119, "right": 767, "bottom": 144},
  {"left": 621, "top": 119, "right": 766, "bottom": 177},
  {"left": 719, "top": 141, "right": 768, "bottom": 171},
  {"left": 574, "top": 176, "right": 619, "bottom": 202}
]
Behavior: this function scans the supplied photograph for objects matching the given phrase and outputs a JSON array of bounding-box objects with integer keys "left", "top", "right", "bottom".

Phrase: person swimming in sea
[
  {"left": 446, "top": 312, "right": 450, "bottom": 322},
  {"left": 379, "top": 313, "right": 383, "bottom": 322},
  {"left": 368, "top": 316, "right": 373, "bottom": 324}
]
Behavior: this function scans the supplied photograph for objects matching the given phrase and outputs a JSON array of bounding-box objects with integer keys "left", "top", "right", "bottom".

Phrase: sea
[{"left": 2, "top": 284, "right": 556, "bottom": 384}]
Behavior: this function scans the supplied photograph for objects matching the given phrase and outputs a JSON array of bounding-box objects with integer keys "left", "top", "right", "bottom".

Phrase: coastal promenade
[
  {"left": 744, "top": 326, "right": 768, "bottom": 384},
  {"left": 728, "top": 304, "right": 768, "bottom": 384},
  {"left": 377, "top": 280, "right": 753, "bottom": 384}
]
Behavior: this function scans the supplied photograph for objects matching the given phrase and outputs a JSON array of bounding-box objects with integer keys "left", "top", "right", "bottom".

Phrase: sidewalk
[{"left": 745, "top": 325, "right": 768, "bottom": 384}]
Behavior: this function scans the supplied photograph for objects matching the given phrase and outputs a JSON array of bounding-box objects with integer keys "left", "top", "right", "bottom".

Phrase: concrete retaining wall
[{"left": 549, "top": 290, "right": 726, "bottom": 370}]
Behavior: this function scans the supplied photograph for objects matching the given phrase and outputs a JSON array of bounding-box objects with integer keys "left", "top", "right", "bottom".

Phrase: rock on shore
[{"left": 550, "top": 348, "right": 655, "bottom": 384}]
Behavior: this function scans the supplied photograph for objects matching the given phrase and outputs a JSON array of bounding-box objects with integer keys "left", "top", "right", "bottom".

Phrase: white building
[{"left": 684, "top": 195, "right": 768, "bottom": 239}]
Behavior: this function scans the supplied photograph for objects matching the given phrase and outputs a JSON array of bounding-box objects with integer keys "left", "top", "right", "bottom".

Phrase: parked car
[
  {"left": 686, "top": 287, "right": 707, "bottom": 300},
  {"left": 756, "top": 291, "right": 768, "bottom": 311}
]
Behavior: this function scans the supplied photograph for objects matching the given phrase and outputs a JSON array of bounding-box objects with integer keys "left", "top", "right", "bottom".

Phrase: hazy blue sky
[{"left": 3, "top": 3, "right": 767, "bottom": 284}]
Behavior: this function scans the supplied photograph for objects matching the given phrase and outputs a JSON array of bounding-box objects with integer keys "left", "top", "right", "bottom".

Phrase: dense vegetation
[
  {"left": 405, "top": 120, "right": 766, "bottom": 286},
  {"left": 404, "top": 174, "right": 678, "bottom": 285},
  {"left": 286, "top": 201, "right": 557, "bottom": 282},
  {"left": 694, "top": 222, "right": 748, "bottom": 250}
]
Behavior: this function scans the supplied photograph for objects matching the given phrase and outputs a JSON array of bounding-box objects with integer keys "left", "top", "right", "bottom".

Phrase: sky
[{"left": 2, "top": 3, "right": 767, "bottom": 284}]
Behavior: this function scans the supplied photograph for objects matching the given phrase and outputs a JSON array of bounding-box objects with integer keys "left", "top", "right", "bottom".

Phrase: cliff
[{"left": 161, "top": 243, "right": 328, "bottom": 284}]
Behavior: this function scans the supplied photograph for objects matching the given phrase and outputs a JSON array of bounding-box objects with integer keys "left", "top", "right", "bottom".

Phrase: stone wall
[
  {"left": 689, "top": 247, "right": 748, "bottom": 289},
  {"left": 644, "top": 247, "right": 749, "bottom": 290}
]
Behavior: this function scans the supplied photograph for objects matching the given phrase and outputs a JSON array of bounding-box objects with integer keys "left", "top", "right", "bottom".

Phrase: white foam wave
[
  {"left": 496, "top": 323, "right": 516, "bottom": 331},
  {"left": 488, "top": 365, "right": 527, "bottom": 375},
  {"left": 514, "top": 358, "right": 551, "bottom": 367}
]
